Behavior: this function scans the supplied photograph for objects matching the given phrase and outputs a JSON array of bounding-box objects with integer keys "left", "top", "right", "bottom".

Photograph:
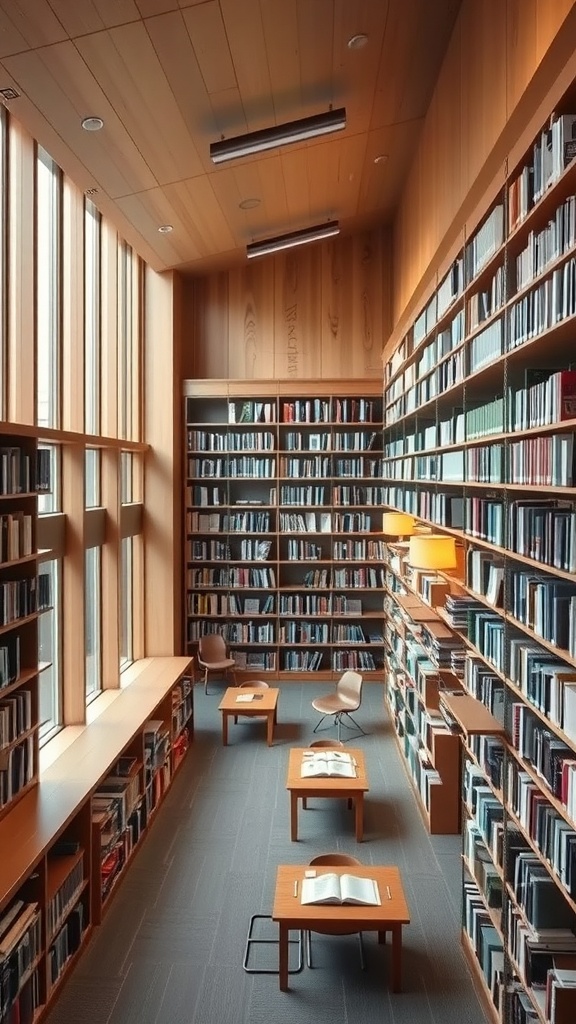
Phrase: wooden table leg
[
  {"left": 378, "top": 930, "right": 387, "bottom": 945},
  {"left": 278, "top": 923, "right": 289, "bottom": 990},
  {"left": 290, "top": 792, "right": 298, "bottom": 841},
  {"left": 355, "top": 793, "right": 364, "bottom": 842},
  {"left": 267, "top": 710, "right": 274, "bottom": 746},
  {"left": 391, "top": 924, "right": 402, "bottom": 992},
  {"left": 222, "top": 712, "right": 228, "bottom": 746}
]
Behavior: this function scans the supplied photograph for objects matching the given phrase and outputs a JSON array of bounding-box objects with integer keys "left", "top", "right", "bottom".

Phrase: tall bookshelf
[
  {"left": 383, "top": 88, "right": 576, "bottom": 1023},
  {"left": 184, "top": 380, "right": 385, "bottom": 681},
  {"left": 0, "top": 435, "right": 47, "bottom": 824}
]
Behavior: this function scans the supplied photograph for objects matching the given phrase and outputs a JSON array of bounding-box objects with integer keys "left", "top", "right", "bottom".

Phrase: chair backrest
[
  {"left": 309, "top": 853, "right": 362, "bottom": 867},
  {"left": 198, "top": 632, "right": 227, "bottom": 663},
  {"left": 336, "top": 670, "right": 362, "bottom": 708},
  {"left": 309, "top": 739, "right": 345, "bottom": 749},
  {"left": 240, "top": 680, "right": 269, "bottom": 689}
]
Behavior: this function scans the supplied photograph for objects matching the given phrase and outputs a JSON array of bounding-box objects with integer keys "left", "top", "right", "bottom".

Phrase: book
[
  {"left": 235, "top": 693, "right": 264, "bottom": 703},
  {"left": 300, "top": 751, "right": 357, "bottom": 778},
  {"left": 301, "top": 873, "right": 380, "bottom": 906}
]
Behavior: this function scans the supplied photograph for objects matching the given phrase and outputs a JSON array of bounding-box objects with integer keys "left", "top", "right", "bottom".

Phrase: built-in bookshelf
[
  {"left": 0, "top": 657, "right": 193, "bottom": 1024},
  {"left": 184, "top": 381, "right": 385, "bottom": 680},
  {"left": 0, "top": 436, "right": 52, "bottom": 826},
  {"left": 383, "top": 94, "right": 576, "bottom": 1024}
]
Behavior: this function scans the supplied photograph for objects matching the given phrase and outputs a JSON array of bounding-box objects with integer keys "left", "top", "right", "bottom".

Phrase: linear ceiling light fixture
[
  {"left": 246, "top": 221, "right": 340, "bottom": 259},
  {"left": 210, "top": 107, "right": 346, "bottom": 164}
]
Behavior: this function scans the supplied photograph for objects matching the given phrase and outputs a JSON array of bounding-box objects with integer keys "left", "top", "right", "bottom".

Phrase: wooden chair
[
  {"left": 305, "top": 853, "right": 366, "bottom": 970},
  {"left": 233, "top": 680, "right": 269, "bottom": 724},
  {"left": 312, "top": 670, "right": 366, "bottom": 741},
  {"left": 197, "top": 633, "right": 236, "bottom": 694}
]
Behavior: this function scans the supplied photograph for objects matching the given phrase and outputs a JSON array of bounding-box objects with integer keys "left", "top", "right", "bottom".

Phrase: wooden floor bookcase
[
  {"left": 184, "top": 379, "right": 386, "bottom": 682},
  {"left": 0, "top": 656, "right": 193, "bottom": 1024},
  {"left": 382, "top": 79, "right": 576, "bottom": 1024}
]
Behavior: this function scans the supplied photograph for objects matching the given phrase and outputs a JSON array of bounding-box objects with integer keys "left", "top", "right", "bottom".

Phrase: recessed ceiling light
[
  {"left": 0, "top": 87, "right": 20, "bottom": 101},
  {"left": 158, "top": 224, "right": 173, "bottom": 233},
  {"left": 81, "top": 116, "right": 104, "bottom": 132},
  {"left": 239, "top": 198, "right": 261, "bottom": 210},
  {"left": 348, "top": 33, "right": 368, "bottom": 50},
  {"left": 374, "top": 154, "right": 388, "bottom": 164}
]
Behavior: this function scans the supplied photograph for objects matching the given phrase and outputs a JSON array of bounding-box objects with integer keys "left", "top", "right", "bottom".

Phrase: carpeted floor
[{"left": 44, "top": 681, "right": 489, "bottom": 1024}]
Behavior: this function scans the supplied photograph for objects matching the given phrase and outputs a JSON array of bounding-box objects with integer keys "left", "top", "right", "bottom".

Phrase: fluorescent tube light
[
  {"left": 210, "top": 108, "right": 346, "bottom": 164},
  {"left": 246, "top": 221, "right": 340, "bottom": 259}
]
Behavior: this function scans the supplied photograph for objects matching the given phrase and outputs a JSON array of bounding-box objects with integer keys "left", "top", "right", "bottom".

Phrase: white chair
[{"left": 312, "top": 671, "right": 366, "bottom": 741}]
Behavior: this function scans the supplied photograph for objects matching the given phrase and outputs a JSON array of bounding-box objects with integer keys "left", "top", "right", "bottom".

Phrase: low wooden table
[
  {"left": 272, "top": 864, "right": 410, "bottom": 992},
  {"left": 286, "top": 747, "right": 368, "bottom": 841},
  {"left": 218, "top": 686, "right": 279, "bottom": 746}
]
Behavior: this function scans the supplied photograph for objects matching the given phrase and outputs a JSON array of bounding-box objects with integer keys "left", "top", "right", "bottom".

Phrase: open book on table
[
  {"left": 235, "top": 693, "right": 264, "bottom": 702},
  {"left": 300, "top": 750, "right": 357, "bottom": 778},
  {"left": 301, "top": 873, "right": 380, "bottom": 906}
]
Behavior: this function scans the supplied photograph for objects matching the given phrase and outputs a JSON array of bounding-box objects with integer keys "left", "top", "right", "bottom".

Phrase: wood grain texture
[
  {"left": 186, "top": 228, "right": 389, "bottom": 381},
  {"left": 392, "top": 0, "right": 576, "bottom": 330}
]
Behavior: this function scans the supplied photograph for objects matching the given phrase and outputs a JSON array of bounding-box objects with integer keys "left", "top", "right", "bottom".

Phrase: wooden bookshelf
[
  {"left": 183, "top": 379, "right": 385, "bottom": 681},
  {"left": 0, "top": 656, "right": 193, "bottom": 1024},
  {"left": 382, "top": 83, "right": 576, "bottom": 1024}
]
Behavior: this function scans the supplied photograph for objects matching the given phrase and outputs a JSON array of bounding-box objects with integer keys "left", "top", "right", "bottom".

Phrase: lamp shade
[
  {"left": 408, "top": 534, "right": 457, "bottom": 570},
  {"left": 382, "top": 512, "right": 415, "bottom": 536}
]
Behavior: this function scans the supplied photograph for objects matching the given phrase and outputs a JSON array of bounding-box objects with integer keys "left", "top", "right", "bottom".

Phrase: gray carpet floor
[{"left": 44, "top": 681, "right": 489, "bottom": 1024}]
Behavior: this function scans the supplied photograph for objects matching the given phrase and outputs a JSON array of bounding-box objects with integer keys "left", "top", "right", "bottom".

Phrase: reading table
[
  {"left": 218, "top": 686, "right": 279, "bottom": 746},
  {"left": 272, "top": 864, "right": 410, "bottom": 991},
  {"left": 286, "top": 747, "right": 368, "bottom": 841}
]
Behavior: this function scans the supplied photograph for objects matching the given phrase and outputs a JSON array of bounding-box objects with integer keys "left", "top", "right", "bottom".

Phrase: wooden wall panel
[
  {"left": 227, "top": 262, "right": 276, "bottom": 378},
  {"left": 273, "top": 246, "right": 323, "bottom": 380},
  {"left": 184, "top": 227, "right": 389, "bottom": 382},
  {"left": 392, "top": 0, "right": 576, "bottom": 329}
]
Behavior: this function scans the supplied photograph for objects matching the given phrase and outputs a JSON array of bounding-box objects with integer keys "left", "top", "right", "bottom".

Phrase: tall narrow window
[
  {"left": 36, "top": 147, "right": 61, "bottom": 429},
  {"left": 85, "top": 545, "right": 102, "bottom": 700},
  {"left": 118, "top": 240, "right": 134, "bottom": 440},
  {"left": 39, "top": 558, "right": 62, "bottom": 740},
  {"left": 0, "top": 105, "right": 7, "bottom": 418},
  {"left": 120, "top": 536, "right": 133, "bottom": 668},
  {"left": 85, "top": 448, "right": 101, "bottom": 509},
  {"left": 85, "top": 199, "right": 101, "bottom": 435}
]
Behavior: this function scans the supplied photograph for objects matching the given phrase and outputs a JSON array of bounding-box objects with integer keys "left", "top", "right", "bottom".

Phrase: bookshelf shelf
[
  {"left": 0, "top": 657, "right": 193, "bottom": 1024},
  {"left": 183, "top": 381, "right": 385, "bottom": 681},
  {"left": 383, "top": 88, "right": 576, "bottom": 1024}
]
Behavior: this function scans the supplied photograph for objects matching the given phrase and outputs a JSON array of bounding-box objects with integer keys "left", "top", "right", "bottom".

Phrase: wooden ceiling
[{"left": 0, "top": 0, "right": 462, "bottom": 276}]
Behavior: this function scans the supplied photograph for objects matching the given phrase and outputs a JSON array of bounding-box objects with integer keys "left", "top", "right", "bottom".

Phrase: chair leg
[
  {"left": 303, "top": 797, "right": 308, "bottom": 809},
  {"left": 341, "top": 711, "right": 367, "bottom": 736},
  {"left": 306, "top": 931, "right": 313, "bottom": 968},
  {"left": 313, "top": 714, "right": 329, "bottom": 734},
  {"left": 204, "top": 669, "right": 209, "bottom": 695}
]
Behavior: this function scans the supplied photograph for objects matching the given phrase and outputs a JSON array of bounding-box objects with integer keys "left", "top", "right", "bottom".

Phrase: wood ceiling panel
[
  {"left": 0, "top": 0, "right": 464, "bottom": 275},
  {"left": 47, "top": 0, "right": 141, "bottom": 35},
  {"left": 115, "top": 187, "right": 203, "bottom": 264},
  {"left": 146, "top": 10, "right": 222, "bottom": 175},
  {"left": 1, "top": 44, "right": 158, "bottom": 197},
  {"left": 332, "top": 0, "right": 389, "bottom": 134},
  {"left": 162, "top": 175, "right": 237, "bottom": 256},
  {"left": 0, "top": 0, "right": 67, "bottom": 57},
  {"left": 306, "top": 134, "right": 367, "bottom": 220},
  {"left": 296, "top": 0, "right": 336, "bottom": 110},
  {"left": 76, "top": 22, "right": 204, "bottom": 184},
  {"left": 182, "top": 1, "right": 237, "bottom": 96},
  {"left": 372, "top": 0, "right": 460, "bottom": 128},
  {"left": 260, "top": 0, "right": 302, "bottom": 118},
  {"left": 219, "top": 0, "right": 275, "bottom": 131}
]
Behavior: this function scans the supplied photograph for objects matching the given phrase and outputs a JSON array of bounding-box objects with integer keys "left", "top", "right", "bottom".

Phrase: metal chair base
[
  {"left": 313, "top": 710, "right": 367, "bottom": 742},
  {"left": 243, "top": 915, "right": 304, "bottom": 974}
]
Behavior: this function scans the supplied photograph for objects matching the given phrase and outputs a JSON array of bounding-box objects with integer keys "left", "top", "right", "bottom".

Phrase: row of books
[
  {"left": 46, "top": 854, "right": 84, "bottom": 941},
  {"left": 48, "top": 902, "right": 85, "bottom": 988},
  {"left": 508, "top": 255, "right": 576, "bottom": 349},
  {"left": 468, "top": 263, "right": 505, "bottom": 331},
  {"left": 513, "top": 192, "right": 576, "bottom": 292},
  {"left": 0, "top": 514, "right": 33, "bottom": 565},
  {"left": 187, "top": 593, "right": 275, "bottom": 616},
  {"left": 187, "top": 567, "right": 276, "bottom": 588},
  {"left": 465, "top": 203, "right": 505, "bottom": 283},
  {"left": 187, "top": 457, "right": 276, "bottom": 478},
  {"left": 0, "top": 689, "right": 32, "bottom": 749},
  {"left": 187, "top": 429, "right": 275, "bottom": 452},
  {"left": 187, "top": 511, "right": 271, "bottom": 533},
  {"left": 509, "top": 570, "right": 576, "bottom": 655},
  {"left": 0, "top": 900, "right": 42, "bottom": 1021},
  {"left": 0, "top": 447, "right": 34, "bottom": 497},
  {"left": 0, "top": 735, "right": 34, "bottom": 808},
  {"left": 508, "top": 111, "right": 576, "bottom": 229}
]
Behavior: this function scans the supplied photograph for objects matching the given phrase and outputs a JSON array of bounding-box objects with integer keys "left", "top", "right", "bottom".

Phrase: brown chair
[
  {"left": 303, "top": 739, "right": 351, "bottom": 809},
  {"left": 197, "top": 633, "right": 236, "bottom": 694},
  {"left": 312, "top": 671, "right": 366, "bottom": 742},
  {"left": 234, "top": 680, "right": 270, "bottom": 724},
  {"left": 305, "top": 853, "right": 366, "bottom": 970}
]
